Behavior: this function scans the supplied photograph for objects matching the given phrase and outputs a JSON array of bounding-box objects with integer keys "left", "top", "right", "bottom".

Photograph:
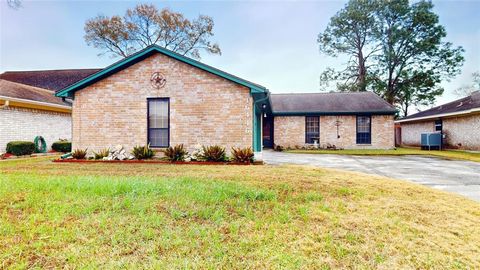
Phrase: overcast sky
[{"left": 1, "top": 0, "right": 479, "bottom": 112}]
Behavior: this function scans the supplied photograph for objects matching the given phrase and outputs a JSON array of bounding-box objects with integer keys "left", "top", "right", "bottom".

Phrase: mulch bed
[{"left": 53, "top": 159, "right": 262, "bottom": 165}]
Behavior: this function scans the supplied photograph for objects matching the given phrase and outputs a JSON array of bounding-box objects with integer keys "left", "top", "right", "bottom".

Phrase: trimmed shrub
[
  {"left": 6, "top": 141, "right": 35, "bottom": 156},
  {"left": 164, "top": 144, "right": 188, "bottom": 162},
  {"left": 200, "top": 145, "right": 227, "bottom": 162},
  {"left": 72, "top": 149, "right": 88, "bottom": 160},
  {"left": 274, "top": 145, "right": 284, "bottom": 152},
  {"left": 93, "top": 148, "right": 110, "bottom": 160},
  {"left": 231, "top": 147, "right": 254, "bottom": 163},
  {"left": 132, "top": 144, "right": 155, "bottom": 160},
  {"left": 51, "top": 141, "right": 72, "bottom": 153}
]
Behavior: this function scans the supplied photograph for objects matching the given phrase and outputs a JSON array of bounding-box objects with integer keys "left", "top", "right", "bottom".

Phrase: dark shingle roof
[
  {"left": 0, "top": 69, "right": 101, "bottom": 91},
  {"left": 400, "top": 91, "right": 480, "bottom": 121},
  {"left": 0, "top": 79, "right": 70, "bottom": 106},
  {"left": 271, "top": 92, "right": 396, "bottom": 115}
]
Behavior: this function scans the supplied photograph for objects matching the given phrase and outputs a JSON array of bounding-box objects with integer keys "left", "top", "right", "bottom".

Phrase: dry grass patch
[{"left": 0, "top": 157, "right": 479, "bottom": 269}]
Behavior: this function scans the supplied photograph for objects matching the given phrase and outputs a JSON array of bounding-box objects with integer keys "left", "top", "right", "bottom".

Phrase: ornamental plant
[
  {"left": 163, "top": 144, "right": 188, "bottom": 162},
  {"left": 93, "top": 148, "right": 110, "bottom": 160},
  {"left": 51, "top": 141, "right": 72, "bottom": 152},
  {"left": 71, "top": 148, "right": 88, "bottom": 160},
  {"left": 231, "top": 147, "right": 254, "bottom": 163},
  {"left": 6, "top": 141, "right": 35, "bottom": 156},
  {"left": 200, "top": 145, "right": 227, "bottom": 162},
  {"left": 131, "top": 144, "right": 155, "bottom": 160}
]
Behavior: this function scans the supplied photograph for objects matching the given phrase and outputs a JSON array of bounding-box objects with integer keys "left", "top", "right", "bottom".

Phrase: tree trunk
[{"left": 358, "top": 51, "right": 367, "bottom": 91}]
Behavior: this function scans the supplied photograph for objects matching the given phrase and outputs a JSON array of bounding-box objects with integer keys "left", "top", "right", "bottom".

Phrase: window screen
[
  {"left": 148, "top": 99, "right": 169, "bottom": 147},
  {"left": 356, "top": 116, "right": 371, "bottom": 144},
  {"left": 305, "top": 116, "right": 320, "bottom": 144}
]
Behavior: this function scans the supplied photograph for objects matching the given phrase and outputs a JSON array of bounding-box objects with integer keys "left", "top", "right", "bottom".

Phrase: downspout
[{"left": 0, "top": 100, "right": 9, "bottom": 109}]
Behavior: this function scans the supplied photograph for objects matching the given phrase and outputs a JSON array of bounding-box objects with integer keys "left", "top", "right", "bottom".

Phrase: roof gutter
[
  {"left": 0, "top": 100, "right": 9, "bottom": 109},
  {"left": 395, "top": 107, "right": 480, "bottom": 123},
  {"left": 0, "top": 95, "right": 72, "bottom": 112}
]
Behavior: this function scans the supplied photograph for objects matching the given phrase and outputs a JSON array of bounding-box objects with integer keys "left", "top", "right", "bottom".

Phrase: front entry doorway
[{"left": 262, "top": 115, "right": 274, "bottom": 148}]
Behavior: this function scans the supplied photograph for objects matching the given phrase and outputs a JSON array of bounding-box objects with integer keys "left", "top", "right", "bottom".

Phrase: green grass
[
  {"left": 1, "top": 157, "right": 479, "bottom": 269},
  {"left": 287, "top": 147, "right": 480, "bottom": 162}
]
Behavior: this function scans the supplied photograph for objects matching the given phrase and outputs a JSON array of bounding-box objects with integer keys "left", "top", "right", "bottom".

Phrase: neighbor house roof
[
  {"left": 0, "top": 69, "right": 101, "bottom": 91},
  {"left": 270, "top": 92, "right": 396, "bottom": 115},
  {"left": 55, "top": 45, "right": 268, "bottom": 98},
  {"left": 396, "top": 91, "right": 480, "bottom": 123},
  {"left": 0, "top": 79, "right": 71, "bottom": 113}
]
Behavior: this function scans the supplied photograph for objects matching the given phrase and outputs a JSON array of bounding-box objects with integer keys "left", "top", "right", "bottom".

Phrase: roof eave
[
  {"left": 396, "top": 107, "right": 480, "bottom": 123},
  {"left": 272, "top": 110, "right": 397, "bottom": 116}
]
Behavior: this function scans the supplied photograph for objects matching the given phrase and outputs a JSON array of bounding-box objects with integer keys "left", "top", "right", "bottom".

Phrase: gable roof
[
  {"left": 270, "top": 92, "right": 396, "bottom": 115},
  {"left": 55, "top": 45, "right": 268, "bottom": 97},
  {"left": 0, "top": 79, "right": 70, "bottom": 107},
  {"left": 397, "top": 91, "right": 480, "bottom": 122},
  {"left": 0, "top": 69, "right": 101, "bottom": 91}
]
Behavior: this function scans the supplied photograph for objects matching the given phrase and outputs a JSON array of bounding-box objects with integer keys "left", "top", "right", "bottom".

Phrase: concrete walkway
[{"left": 263, "top": 150, "right": 480, "bottom": 202}]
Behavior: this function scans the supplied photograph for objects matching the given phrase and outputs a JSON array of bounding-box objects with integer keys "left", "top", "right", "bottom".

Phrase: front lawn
[
  {"left": 287, "top": 147, "right": 480, "bottom": 162},
  {"left": 1, "top": 158, "right": 479, "bottom": 269}
]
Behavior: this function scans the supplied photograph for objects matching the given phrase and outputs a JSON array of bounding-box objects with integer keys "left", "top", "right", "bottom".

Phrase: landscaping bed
[{"left": 53, "top": 158, "right": 260, "bottom": 165}]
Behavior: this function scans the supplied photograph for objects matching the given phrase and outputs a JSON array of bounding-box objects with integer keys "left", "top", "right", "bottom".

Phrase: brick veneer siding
[
  {"left": 0, "top": 106, "right": 71, "bottom": 153},
  {"left": 400, "top": 113, "right": 480, "bottom": 150},
  {"left": 72, "top": 53, "right": 253, "bottom": 155},
  {"left": 274, "top": 115, "right": 394, "bottom": 149},
  {"left": 400, "top": 121, "right": 434, "bottom": 147}
]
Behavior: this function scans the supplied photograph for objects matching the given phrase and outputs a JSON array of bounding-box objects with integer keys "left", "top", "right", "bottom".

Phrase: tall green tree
[
  {"left": 317, "top": 0, "right": 464, "bottom": 116},
  {"left": 317, "top": 0, "right": 379, "bottom": 92},
  {"left": 372, "top": 0, "right": 464, "bottom": 115}
]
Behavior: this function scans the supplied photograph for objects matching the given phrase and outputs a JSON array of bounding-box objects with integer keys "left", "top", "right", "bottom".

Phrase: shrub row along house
[
  {"left": 396, "top": 91, "right": 480, "bottom": 150},
  {"left": 2, "top": 45, "right": 396, "bottom": 157}
]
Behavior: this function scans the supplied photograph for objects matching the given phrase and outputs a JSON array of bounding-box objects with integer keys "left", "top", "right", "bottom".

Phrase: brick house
[
  {"left": 49, "top": 45, "right": 395, "bottom": 158},
  {"left": 396, "top": 91, "right": 480, "bottom": 150},
  {"left": 0, "top": 79, "right": 72, "bottom": 153},
  {"left": 268, "top": 92, "right": 396, "bottom": 149}
]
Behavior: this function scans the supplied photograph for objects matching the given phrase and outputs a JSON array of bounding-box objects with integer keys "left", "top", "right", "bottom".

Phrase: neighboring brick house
[
  {"left": 267, "top": 92, "right": 396, "bottom": 149},
  {"left": 0, "top": 79, "right": 72, "bottom": 153},
  {"left": 396, "top": 91, "right": 480, "bottom": 150},
  {"left": 49, "top": 45, "right": 397, "bottom": 157}
]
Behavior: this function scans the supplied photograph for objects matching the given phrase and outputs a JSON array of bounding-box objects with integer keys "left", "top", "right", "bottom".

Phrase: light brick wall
[
  {"left": 273, "top": 116, "right": 305, "bottom": 147},
  {"left": 0, "top": 106, "right": 71, "bottom": 153},
  {"left": 274, "top": 115, "right": 394, "bottom": 149},
  {"left": 400, "top": 121, "right": 434, "bottom": 146},
  {"left": 443, "top": 114, "right": 480, "bottom": 150},
  {"left": 400, "top": 113, "right": 480, "bottom": 150},
  {"left": 72, "top": 53, "right": 253, "bottom": 154}
]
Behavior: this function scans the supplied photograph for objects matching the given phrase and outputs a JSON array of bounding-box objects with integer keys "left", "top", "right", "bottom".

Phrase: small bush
[
  {"left": 200, "top": 145, "right": 227, "bottom": 162},
  {"left": 6, "top": 141, "right": 35, "bottom": 156},
  {"left": 72, "top": 148, "right": 88, "bottom": 159},
  {"left": 231, "top": 147, "right": 254, "bottom": 163},
  {"left": 93, "top": 148, "right": 110, "bottom": 160},
  {"left": 51, "top": 141, "right": 72, "bottom": 152},
  {"left": 164, "top": 144, "right": 188, "bottom": 162},
  {"left": 274, "top": 145, "right": 284, "bottom": 152},
  {"left": 132, "top": 144, "right": 155, "bottom": 160}
]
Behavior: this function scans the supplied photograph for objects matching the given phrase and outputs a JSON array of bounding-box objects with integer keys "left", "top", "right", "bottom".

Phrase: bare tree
[
  {"left": 84, "top": 4, "right": 221, "bottom": 59},
  {"left": 454, "top": 72, "right": 480, "bottom": 97},
  {"left": 7, "top": 0, "right": 22, "bottom": 9}
]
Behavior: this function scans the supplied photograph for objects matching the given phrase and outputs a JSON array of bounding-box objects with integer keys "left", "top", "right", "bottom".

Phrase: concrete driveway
[{"left": 263, "top": 150, "right": 480, "bottom": 202}]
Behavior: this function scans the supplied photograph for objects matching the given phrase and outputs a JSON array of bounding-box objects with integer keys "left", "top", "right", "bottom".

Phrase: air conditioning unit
[{"left": 421, "top": 132, "right": 442, "bottom": 150}]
